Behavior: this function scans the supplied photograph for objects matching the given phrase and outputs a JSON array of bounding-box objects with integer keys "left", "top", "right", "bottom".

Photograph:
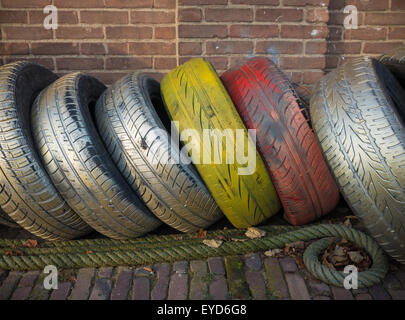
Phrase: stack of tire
[{"left": 0, "top": 47, "right": 403, "bottom": 265}]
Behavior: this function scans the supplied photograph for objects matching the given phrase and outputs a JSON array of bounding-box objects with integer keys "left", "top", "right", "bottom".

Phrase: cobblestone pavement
[
  {"left": 1, "top": 252, "right": 405, "bottom": 300},
  {"left": 1, "top": 211, "right": 405, "bottom": 301}
]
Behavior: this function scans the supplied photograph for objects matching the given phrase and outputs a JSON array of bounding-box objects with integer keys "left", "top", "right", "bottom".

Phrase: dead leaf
[
  {"left": 231, "top": 238, "right": 248, "bottom": 242},
  {"left": 286, "top": 241, "right": 305, "bottom": 249},
  {"left": 23, "top": 239, "right": 38, "bottom": 248},
  {"left": 143, "top": 267, "right": 153, "bottom": 273},
  {"left": 4, "top": 249, "right": 23, "bottom": 256},
  {"left": 264, "top": 248, "right": 282, "bottom": 257},
  {"left": 195, "top": 229, "right": 207, "bottom": 239},
  {"left": 85, "top": 250, "right": 93, "bottom": 254},
  {"left": 245, "top": 227, "right": 266, "bottom": 239},
  {"left": 203, "top": 239, "right": 223, "bottom": 248},
  {"left": 348, "top": 251, "right": 364, "bottom": 264}
]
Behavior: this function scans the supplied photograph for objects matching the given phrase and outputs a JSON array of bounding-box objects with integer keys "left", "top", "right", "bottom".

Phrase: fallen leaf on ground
[
  {"left": 245, "top": 227, "right": 266, "bottom": 239},
  {"left": 348, "top": 251, "right": 364, "bottom": 264},
  {"left": 195, "top": 229, "right": 207, "bottom": 239},
  {"left": 203, "top": 239, "right": 223, "bottom": 248},
  {"left": 231, "top": 238, "right": 248, "bottom": 242},
  {"left": 85, "top": 250, "right": 93, "bottom": 254},
  {"left": 23, "top": 239, "right": 38, "bottom": 248},
  {"left": 4, "top": 249, "right": 23, "bottom": 256},
  {"left": 264, "top": 248, "right": 282, "bottom": 257}
]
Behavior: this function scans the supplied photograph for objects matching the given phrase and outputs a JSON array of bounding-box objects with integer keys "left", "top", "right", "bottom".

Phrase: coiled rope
[{"left": 0, "top": 224, "right": 388, "bottom": 288}]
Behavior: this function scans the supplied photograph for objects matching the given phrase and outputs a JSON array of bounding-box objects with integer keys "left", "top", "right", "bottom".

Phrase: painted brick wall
[{"left": 0, "top": 0, "right": 404, "bottom": 86}]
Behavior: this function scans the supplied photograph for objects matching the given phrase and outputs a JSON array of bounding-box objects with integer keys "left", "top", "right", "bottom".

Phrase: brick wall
[{"left": 0, "top": 0, "right": 404, "bottom": 86}]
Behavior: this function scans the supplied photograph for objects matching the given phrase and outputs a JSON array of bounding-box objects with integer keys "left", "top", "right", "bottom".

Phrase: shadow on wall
[{"left": 325, "top": 0, "right": 405, "bottom": 72}]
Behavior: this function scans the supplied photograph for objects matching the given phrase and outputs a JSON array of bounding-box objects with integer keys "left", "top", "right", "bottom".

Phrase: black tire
[
  {"left": 95, "top": 73, "right": 223, "bottom": 232},
  {"left": 0, "top": 210, "right": 18, "bottom": 228},
  {"left": 31, "top": 72, "right": 161, "bottom": 239},
  {"left": 310, "top": 57, "right": 405, "bottom": 263},
  {"left": 0, "top": 61, "right": 90, "bottom": 240},
  {"left": 380, "top": 46, "right": 405, "bottom": 86}
]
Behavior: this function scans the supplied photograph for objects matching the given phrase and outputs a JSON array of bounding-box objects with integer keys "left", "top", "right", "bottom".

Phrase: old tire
[
  {"left": 0, "top": 210, "right": 19, "bottom": 228},
  {"left": 380, "top": 46, "right": 405, "bottom": 86},
  {"left": 221, "top": 57, "right": 339, "bottom": 225},
  {"left": 95, "top": 73, "right": 223, "bottom": 232},
  {"left": 310, "top": 57, "right": 405, "bottom": 263},
  {"left": 0, "top": 61, "right": 90, "bottom": 240},
  {"left": 32, "top": 72, "right": 161, "bottom": 239},
  {"left": 161, "top": 58, "right": 281, "bottom": 228}
]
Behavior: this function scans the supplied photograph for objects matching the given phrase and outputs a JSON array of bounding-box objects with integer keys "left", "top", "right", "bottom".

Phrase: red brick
[
  {"left": 365, "top": 13, "right": 405, "bottom": 25},
  {"left": 105, "top": 0, "right": 153, "bottom": 8},
  {"left": 345, "top": 27, "right": 387, "bottom": 40},
  {"left": 155, "top": 27, "right": 176, "bottom": 39},
  {"left": 256, "top": 41, "right": 303, "bottom": 54},
  {"left": 326, "top": 55, "right": 339, "bottom": 69},
  {"left": 131, "top": 11, "right": 175, "bottom": 24},
  {"left": 1, "top": 0, "right": 51, "bottom": 8},
  {"left": 206, "top": 41, "right": 253, "bottom": 54},
  {"left": 283, "top": 0, "right": 329, "bottom": 5},
  {"left": 106, "top": 26, "right": 153, "bottom": 39},
  {"left": 89, "top": 72, "right": 127, "bottom": 85},
  {"left": 129, "top": 42, "right": 176, "bottom": 55},
  {"left": 3, "top": 26, "right": 52, "bottom": 40},
  {"left": 107, "top": 43, "right": 128, "bottom": 55},
  {"left": 330, "top": 0, "right": 388, "bottom": 10},
  {"left": 327, "top": 41, "right": 361, "bottom": 54},
  {"left": 80, "top": 43, "right": 106, "bottom": 55},
  {"left": 179, "top": 8, "right": 202, "bottom": 22},
  {"left": 80, "top": 11, "right": 128, "bottom": 24},
  {"left": 0, "top": 43, "right": 29, "bottom": 55},
  {"left": 231, "top": 0, "right": 279, "bottom": 4},
  {"left": 303, "top": 71, "right": 325, "bottom": 84},
  {"left": 230, "top": 25, "right": 278, "bottom": 38},
  {"left": 180, "top": 56, "right": 227, "bottom": 70},
  {"left": 306, "top": 41, "right": 327, "bottom": 54},
  {"left": 29, "top": 10, "right": 79, "bottom": 24},
  {"left": 388, "top": 27, "right": 405, "bottom": 40},
  {"left": 229, "top": 56, "right": 251, "bottom": 69},
  {"left": 154, "top": 57, "right": 177, "bottom": 70},
  {"left": 363, "top": 42, "right": 404, "bottom": 54},
  {"left": 5, "top": 57, "right": 55, "bottom": 69},
  {"left": 179, "top": 42, "right": 202, "bottom": 55},
  {"left": 306, "top": 8, "right": 329, "bottom": 23},
  {"left": 0, "top": 11, "right": 27, "bottom": 23},
  {"left": 280, "top": 57, "right": 326, "bottom": 69},
  {"left": 205, "top": 8, "right": 253, "bottom": 22},
  {"left": 54, "top": 0, "right": 104, "bottom": 7},
  {"left": 281, "top": 25, "right": 328, "bottom": 39},
  {"left": 56, "top": 27, "right": 104, "bottom": 39},
  {"left": 153, "top": 0, "right": 176, "bottom": 8},
  {"left": 180, "top": 0, "right": 227, "bottom": 4},
  {"left": 256, "top": 8, "right": 303, "bottom": 22},
  {"left": 106, "top": 57, "right": 153, "bottom": 70},
  {"left": 179, "top": 24, "right": 227, "bottom": 38},
  {"left": 56, "top": 57, "right": 104, "bottom": 70},
  {"left": 32, "top": 42, "right": 79, "bottom": 55},
  {"left": 392, "top": 0, "right": 405, "bottom": 10}
]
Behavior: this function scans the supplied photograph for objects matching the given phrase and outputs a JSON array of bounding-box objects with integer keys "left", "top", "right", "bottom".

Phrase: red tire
[{"left": 221, "top": 57, "right": 339, "bottom": 225}]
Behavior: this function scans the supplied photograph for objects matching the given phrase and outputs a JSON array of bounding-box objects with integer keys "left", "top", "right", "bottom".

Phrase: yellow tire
[{"left": 161, "top": 58, "right": 280, "bottom": 228}]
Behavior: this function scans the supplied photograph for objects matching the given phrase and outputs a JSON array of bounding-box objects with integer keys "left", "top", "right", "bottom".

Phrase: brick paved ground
[
  {"left": 1, "top": 252, "right": 405, "bottom": 300},
  {"left": 1, "top": 209, "right": 405, "bottom": 301}
]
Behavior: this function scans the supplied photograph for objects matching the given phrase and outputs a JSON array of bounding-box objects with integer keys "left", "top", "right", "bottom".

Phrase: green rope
[{"left": 0, "top": 224, "right": 388, "bottom": 288}]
